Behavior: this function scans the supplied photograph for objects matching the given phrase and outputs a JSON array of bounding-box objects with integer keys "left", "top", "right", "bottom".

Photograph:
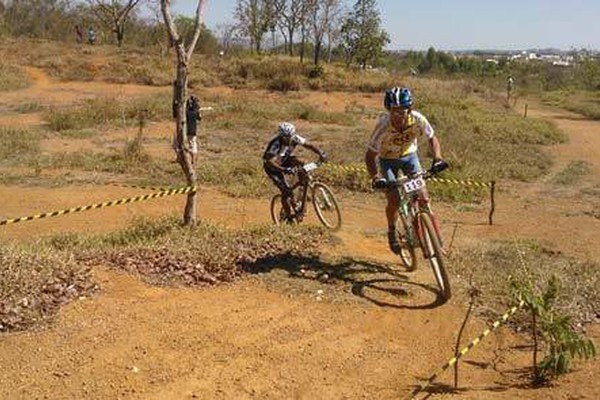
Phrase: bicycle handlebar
[{"left": 374, "top": 160, "right": 449, "bottom": 190}]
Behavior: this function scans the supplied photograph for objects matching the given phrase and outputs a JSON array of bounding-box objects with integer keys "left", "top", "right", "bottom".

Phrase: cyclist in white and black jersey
[
  {"left": 365, "top": 87, "right": 448, "bottom": 255},
  {"left": 263, "top": 122, "right": 327, "bottom": 220}
]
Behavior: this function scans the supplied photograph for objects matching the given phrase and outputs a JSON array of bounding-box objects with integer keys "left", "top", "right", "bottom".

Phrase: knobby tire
[
  {"left": 419, "top": 212, "right": 451, "bottom": 301},
  {"left": 311, "top": 182, "right": 342, "bottom": 231}
]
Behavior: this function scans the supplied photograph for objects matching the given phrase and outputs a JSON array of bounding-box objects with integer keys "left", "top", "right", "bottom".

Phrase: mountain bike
[
  {"left": 375, "top": 162, "right": 451, "bottom": 301},
  {"left": 270, "top": 160, "right": 342, "bottom": 231}
]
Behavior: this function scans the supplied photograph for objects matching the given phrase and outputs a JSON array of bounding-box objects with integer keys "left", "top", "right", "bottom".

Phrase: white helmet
[{"left": 277, "top": 122, "right": 296, "bottom": 138}]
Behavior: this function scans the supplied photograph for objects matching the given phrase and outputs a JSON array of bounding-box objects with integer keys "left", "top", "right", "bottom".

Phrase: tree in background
[
  {"left": 87, "top": 0, "right": 143, "bottom": 47},
  {"left": 134, "top": 1, "right": 171, "bottom": 55},
  {"left": 234, "top": 0, "right": 273, "bottom": 54},
  {"left": 0, "top": 1, "right": 7, "bottom": 35},
  {"left": 264, "top": 0, "right": 279, "bottom": 52},
  {"left": 174, "top": 15, "right": 220, "bottom": 55},
  {"left": 324, "top": 0, "right": 344, "bottom": 63},
  {"left": 0, "top": 0, "right": 74, "bottom": 39},
  {"left": 579, "top": 57, "right": 600, "bottom": 90},
  {"left": 160, "top": 0, "right": 207, "bottom": 226},
  {"left": 340, "top": 0, "right": 389, "bottom": 69},
  {"left": 274, "top": 0, "right": 303, "bottom": 56},
  {"left": 307, "top": 0, "right": 342, "bottom": 66},
  {"left": 297, "top": 0, "right": 317, "bottom": 63}
]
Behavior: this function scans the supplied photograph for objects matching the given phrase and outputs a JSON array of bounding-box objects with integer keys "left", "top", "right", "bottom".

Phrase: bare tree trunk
[
  {"left": 116, "top": 26, "right": 124, "bottom": 47},
  {"left": 173, "top": 62, "right": 197, "bottom": 225},
  {"left": 299, "top": 28, "right": 306, "bottom": 63},
  {"left": 161, "top": 0, "right": 206, "bottom": 226},
  {"left": 283, "top": 35, "right": 289, "bottom": 55},
  {"left": 287, "top": 27, "right": 294, "bottom": 56},
  {"left": 313, "top": 41, "right": 321, "bottom": 66}
]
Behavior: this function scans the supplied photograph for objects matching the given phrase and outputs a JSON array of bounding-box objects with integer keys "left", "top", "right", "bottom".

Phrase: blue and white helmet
[
  {"left": 384, "top": 87, "right": 413, "bottom": 110},
  {"left": 277, "top": 122, "right": 296, "bottom": 138}
]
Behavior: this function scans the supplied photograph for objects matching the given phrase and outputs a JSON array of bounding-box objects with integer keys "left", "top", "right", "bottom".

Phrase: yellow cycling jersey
[{"left": 367, "top": 110, "right": 435, "bottom": 159}]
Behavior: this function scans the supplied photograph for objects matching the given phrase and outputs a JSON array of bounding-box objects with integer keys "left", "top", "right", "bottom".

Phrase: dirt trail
[
  {"left": 0, "top": 66, "right": 167, "bottom": 108},
  {"left": 0, "top": 69, "right": 599, "bottom": 399}
]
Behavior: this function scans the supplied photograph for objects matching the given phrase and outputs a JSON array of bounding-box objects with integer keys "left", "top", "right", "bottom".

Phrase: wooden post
[
  {"left": 524, "top": 103, "right": 528, "bottom": 118},
  {"left": 488, "top": 180, "right": 496, "bottom": 225}
]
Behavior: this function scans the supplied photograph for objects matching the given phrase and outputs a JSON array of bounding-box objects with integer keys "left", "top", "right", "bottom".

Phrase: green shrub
[
  {"left": 452, "top": 239, "right": 600, "bottom": 326},
  {"left": 511, "top": 274, "right": 596, "bottom": 384},
  {"left": 307, "top": 64, "right": 325, "bottom": 79}
]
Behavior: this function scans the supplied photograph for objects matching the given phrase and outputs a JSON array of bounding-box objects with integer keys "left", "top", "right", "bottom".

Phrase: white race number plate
[
  {"left": 403, "top": 177, "right": 425, "bottom": 193},
  {"left": 303, "top": 162, "right": 318, "bottom": 172}
]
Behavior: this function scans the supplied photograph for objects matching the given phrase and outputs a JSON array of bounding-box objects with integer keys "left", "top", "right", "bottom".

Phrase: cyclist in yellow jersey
[{"left": 365, "top": 87, "right": 447, "bottom": 255}]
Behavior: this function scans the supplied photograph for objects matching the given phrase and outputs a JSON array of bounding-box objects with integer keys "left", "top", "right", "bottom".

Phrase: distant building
[{"left": 552, "top": 60, "right": 571, "bottom": 67}]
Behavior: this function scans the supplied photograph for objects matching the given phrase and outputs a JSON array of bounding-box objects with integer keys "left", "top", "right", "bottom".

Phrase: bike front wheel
[
  {"left": 419, "top": 212, "right": 451, "bottom": 302},
  {"left": 397, "top": 212, "right": 417, "bottom": 271},
  {"left": 311, "top": 182, "right": 342, "bottom": 231}
]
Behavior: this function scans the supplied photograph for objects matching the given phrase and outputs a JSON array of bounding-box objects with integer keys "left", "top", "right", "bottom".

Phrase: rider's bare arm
[
  {"left": 302, "top": 142, "right": 326, "bottom": 159},
  {"left": 365, "top": 115, "right": 388, "bottom": 180},
  {"left": 427, "top": 135, "right": 442, "bottom": 161},
  {"left": 365, "top": 149, "right": 379, "bottom": 180}
]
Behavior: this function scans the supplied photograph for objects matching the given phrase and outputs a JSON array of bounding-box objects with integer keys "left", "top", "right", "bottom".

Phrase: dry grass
[
  {"left": 81, "top": 220, "right": 329, "bottom": 287},
  {"left": 450, "top": 239, "right": 600, "bottom": 326},
  {"left": 542, "top": 90, "right": 600, "bottom": 120},
  {"left": 0, "top": 245, "right": 97, "bottom": 332},
  {"left": 43, "top": 94, "right": 172, "bottom": 131},
  {"left": 0, "top": 217, "right": 330, "bottom": 332},
  {"left": 0, "top": 61, "right": 30, "bottom": 91},
  {"left": 553, "top": 160, "right": 593, "bottom": 185},
  {"left": 0, "top": 127, "right": 42, "bottom": 164}
]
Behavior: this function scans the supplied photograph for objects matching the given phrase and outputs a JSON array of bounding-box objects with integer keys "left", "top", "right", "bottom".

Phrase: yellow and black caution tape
[
  {"left": 107, "top": 182, "right": 171, "bottom": 192},
  {"left": 323, "top": 163, "right": 369, "bottom": 174},
  {"left": 323, "top": 163, "right": 497, "bottom": 224},
  {"left": 324, "top": 163, "right": 493, "bottom": 188},
  {"left": 0, "top": 186, "right": 196, "bottom": 226},
  {"left": 428, "top": 177, "right": 492, "bottom": 188},
  {"left": 409, "top": 299, "right": 525, "bottom": 400}
]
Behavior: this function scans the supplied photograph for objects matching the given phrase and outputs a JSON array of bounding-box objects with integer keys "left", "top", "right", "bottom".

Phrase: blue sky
[{"left": 171, "top": 0, "right": 600, "bottom": 51}]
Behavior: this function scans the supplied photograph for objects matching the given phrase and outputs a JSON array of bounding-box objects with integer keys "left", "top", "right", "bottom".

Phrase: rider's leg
[
  {"left": 380, "top": 158, "right": 403, "bottom": 254},
  {"left": 282, "top": 186, "right": 296, "bottom": 218},
  {"left": 385, "top": 189, "right": 403, "bottom": 252},
  {"left": 265, "top": 165, "right": 294, "bottom": 219},
  {"left": 282, "top": 157, "right": 303, "bottom": 214}
]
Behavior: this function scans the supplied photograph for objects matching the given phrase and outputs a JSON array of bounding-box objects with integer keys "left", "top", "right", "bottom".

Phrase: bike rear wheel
[
  {"left": 419, "top": 212, "right": 451, "bottom": 302},
  {"left": 270, "top": 194, "right": 286, "bottom": 225},
  {"left": 311, "top": 182, "right": 342, "bottom": 230}
]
